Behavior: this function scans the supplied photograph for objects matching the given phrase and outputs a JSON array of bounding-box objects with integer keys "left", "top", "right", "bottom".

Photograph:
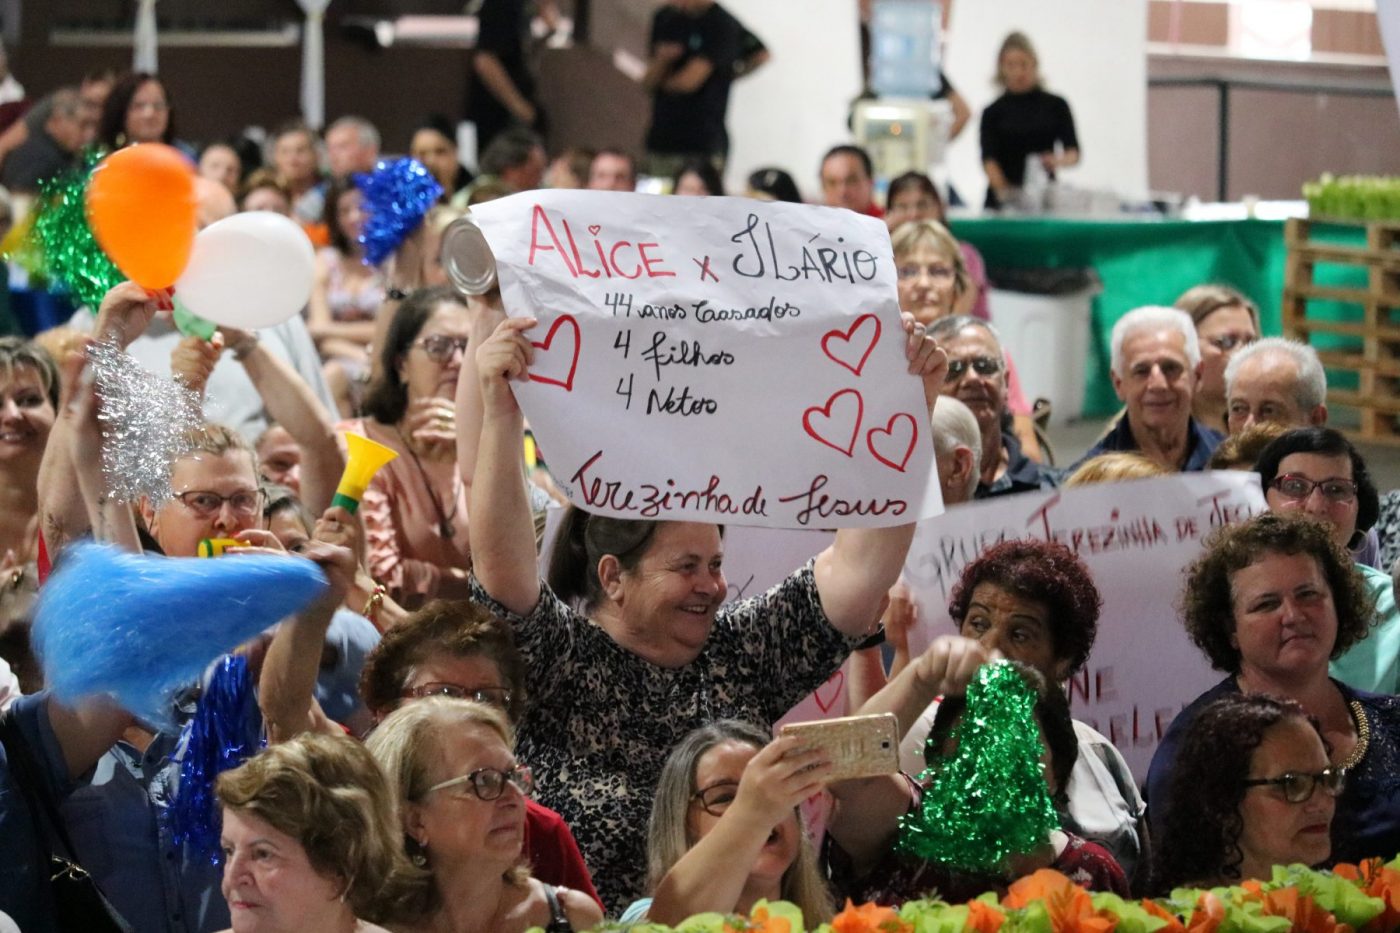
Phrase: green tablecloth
[{"left": 949, "top": 217, "right": 1292, "bottom": 418}]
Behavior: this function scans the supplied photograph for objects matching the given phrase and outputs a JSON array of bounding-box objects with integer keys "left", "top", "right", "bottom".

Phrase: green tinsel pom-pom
[
  {"left": 26, "top": 153, "right": 125, "bottom": 310},
  {"left": 896, "top": 660, "right": 1061, "bottom": 875}
]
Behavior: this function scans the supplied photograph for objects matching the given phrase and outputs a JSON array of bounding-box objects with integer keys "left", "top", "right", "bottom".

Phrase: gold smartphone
[{"left": 779, "top": 712, "right": 900, "bottom": 781}]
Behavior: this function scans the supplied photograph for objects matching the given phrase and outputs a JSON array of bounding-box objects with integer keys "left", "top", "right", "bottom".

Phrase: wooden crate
[{"left": 1283, "top": 218, "right": 1400, "bottom": 444}]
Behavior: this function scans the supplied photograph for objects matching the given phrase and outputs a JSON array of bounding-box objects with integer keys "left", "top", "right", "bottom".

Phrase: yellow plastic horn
[{"left": 333, "top": 432, "right": 399, "bottom": 514}]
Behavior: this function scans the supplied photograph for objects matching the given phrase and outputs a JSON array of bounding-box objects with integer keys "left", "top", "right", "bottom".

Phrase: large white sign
[
  {"left": 472, "top": 191, "right": 941, "bottom": 530},
  {"left": 902, "top": 472, "right": 1267, "bottom": 780}
]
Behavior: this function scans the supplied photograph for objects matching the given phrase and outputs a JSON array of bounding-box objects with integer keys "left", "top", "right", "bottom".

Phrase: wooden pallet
[{"left": 1283, "top": 218, "right": 1400, "bottom": 444}]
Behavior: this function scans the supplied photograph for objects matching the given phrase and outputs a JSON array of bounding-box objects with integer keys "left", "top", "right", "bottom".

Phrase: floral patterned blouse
[{"left": 469, "top": 561, "right": 862, "bottom": 912}]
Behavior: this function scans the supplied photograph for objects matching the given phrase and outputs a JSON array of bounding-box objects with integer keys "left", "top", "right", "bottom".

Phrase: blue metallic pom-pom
[{"left": 354, "top": 157, "right": 444, "bottom": 266}]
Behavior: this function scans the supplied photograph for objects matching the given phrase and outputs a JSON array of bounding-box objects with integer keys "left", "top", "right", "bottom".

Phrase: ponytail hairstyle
[{"left": 545, "top": 506, "right": 659, "bottom": 611}]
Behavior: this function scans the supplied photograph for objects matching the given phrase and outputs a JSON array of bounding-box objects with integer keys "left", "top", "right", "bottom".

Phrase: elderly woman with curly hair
[
  {"left": 860, "top": 539, "right": 1147, "bottom": 883},
  {"left": 1146, "top": 512, "right": 1400, "bottom": 867},
  {"left": 1152, "top": 694, "right": 1339, "bottom": 892},
  {"left": 217, "top": 732, "right": 428, "bottom": 932}
]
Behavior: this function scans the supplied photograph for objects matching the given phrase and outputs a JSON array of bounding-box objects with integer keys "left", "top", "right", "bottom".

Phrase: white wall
[
  {"left": 944, "top": 0, "right": 1150, "bottom": 205},
  {"left": 722, "top": 0, "right": 865, "bottom": 198},
  {"left": 716, "top": 0, "right": 1147, "bottom": 205}
]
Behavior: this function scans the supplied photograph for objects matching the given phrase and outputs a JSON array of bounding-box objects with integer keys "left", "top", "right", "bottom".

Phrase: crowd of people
[{"left": 0, "top": 8, "right": 1396, "bottom": 933}]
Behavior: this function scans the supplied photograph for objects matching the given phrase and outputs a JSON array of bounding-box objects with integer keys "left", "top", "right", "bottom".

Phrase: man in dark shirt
[
  {"left": 467, "top": 0, "right": 543, "bottom": 152},
  {"left": 1, "top": 88, "right": 86, "bottom": 194},
  {"left": 1075, "top": 306, "right": 1222, "bottom": 473},
  {"left": 642, "top": 0, "right": 746, "bottom": 177},
  {"left": 929, "top": 315, "right": 1059, "bottom": 499}
]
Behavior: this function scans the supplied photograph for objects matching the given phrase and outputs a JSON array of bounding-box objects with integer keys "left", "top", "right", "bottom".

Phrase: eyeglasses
[
  {"left": 944, "top": 356, "right": 1003, "bottom": 382},
  {"left": 1271, "top": 474, "right": 1358, "bottom": 504},
  {"left": 897, "top": 263, "right": 956, "bottom": 282},
  {"left": 174, "top": 489, "right": 264, "bottom": 518},
  {"left": 412, "top": 335, "right": 469, "bottom": 363},
  {"left": 402, "top": 683, "right": 513, "bottom": 710},
  {"left": 692, "top": 780, "right": 740, "bottom": 817},
  {"left": 425, "top": 764, "right": 534, "bottom": 801},
  {"left": 1242, "top": 767, "right": 1345, "bottom": 803},
  {"left": 1205, "top": 333, "right": 1256, "bottom": 352}
]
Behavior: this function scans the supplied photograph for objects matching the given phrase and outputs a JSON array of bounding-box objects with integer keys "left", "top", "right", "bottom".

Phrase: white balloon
[{"left": 174, "top": 212, "right": 316, "bottom": 329}]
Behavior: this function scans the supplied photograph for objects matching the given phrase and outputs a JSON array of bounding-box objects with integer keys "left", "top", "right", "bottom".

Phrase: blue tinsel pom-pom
[
  {"left": 169, "top": 654, "right": 265, "bottom": 864},
  {"left": 33, "top": 541, "right": 328, "bottom": 731},
  {"left": 354, "top": 157, "right": 443, "bottom": 266}
]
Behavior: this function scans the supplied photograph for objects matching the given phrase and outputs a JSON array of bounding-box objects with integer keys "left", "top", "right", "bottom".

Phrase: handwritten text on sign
[
  {"left": 470, "top": 191, "right": 941, "bottom": 529},
  {"left": 901, "top": 472, "right": 1266, "bottom": 781}
]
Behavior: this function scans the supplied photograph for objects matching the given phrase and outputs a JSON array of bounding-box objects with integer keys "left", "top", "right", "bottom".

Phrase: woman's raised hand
[
  {"left": 475, "top": 316, "right": 537, "bottom": 417},
  {"left": 728, "top": 735, "right": 832, "bottom": 830},
  {"left": 900, "top": 311, "right": 948, "bottom": 414},
  {"left": 95, "top": 281, "right": 168, "bottom": 349},
  {"left": 170, "top": 332, "right": 224, "bottom": 398},
  {"left": 405, "top": 396, "right": 457, "bottom": 453},
  {"left": 913, "top": 635, "right": 998, "bottom": 699}
]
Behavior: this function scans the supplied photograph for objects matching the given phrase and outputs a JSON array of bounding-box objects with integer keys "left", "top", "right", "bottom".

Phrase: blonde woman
[
  {"left": 1063, "top": 452, "right": 1168, "bottom": 487},
  {"left": 365, "top": 698, "right": 602, "bottom": 933},
  {"left": 622, "top": 720, "right": 835, "bottom": 925},
  {"left": 891, "top": 220, "right": 968, "bottom": 326}
]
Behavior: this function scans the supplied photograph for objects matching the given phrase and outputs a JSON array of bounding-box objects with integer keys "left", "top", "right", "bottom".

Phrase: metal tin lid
[{"left": 440, "top": 215, "right": 498, "bottom": 296}]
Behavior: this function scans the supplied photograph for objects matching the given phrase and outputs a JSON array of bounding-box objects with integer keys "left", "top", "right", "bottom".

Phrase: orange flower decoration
[
  {"left": 1003, "top": 870, "right": 1115, "bottom": 932},
  {"left": 1183, "top": 891, "right": 1225, "bottom": 933},
  {"left": 1335, "top": 859, "right": 1400, "bottom": 933},
  {"left": 1141, "top": 899, "right": 1187, "bottom": 933},
  {"left": 965, "top": 898, "right": 1006, "bottom": 933},
  {"left": 1259, "top": 888, "right": 1351, "bottom": 933},
  {"left": 724, "top": 906, "right": 792, "bottom": 933},
  {"left": 830, "top": 900, "right": 911, "bottom": 933}
]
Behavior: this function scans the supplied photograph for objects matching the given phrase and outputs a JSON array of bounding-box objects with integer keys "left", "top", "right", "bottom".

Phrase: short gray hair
[
  {"left": 328, "top": 114, "right": 380, "bottom": 150},
  {"left": 928, "top": 315, "right": 1007, "bottom": 365},
  {"left": 932, "top": 396, "right": 982, "bottom": 500},
  {"left": 1224, "top": 337, "right": 1326, "bottom": 412},
  {"left": 1110, "top": 306, "right": 1200, "bottom": 375}
]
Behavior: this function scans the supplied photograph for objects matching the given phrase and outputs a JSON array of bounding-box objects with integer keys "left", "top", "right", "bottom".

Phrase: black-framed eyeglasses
[
  {"left": 691, "top": 780, "right": 739, "bottom": 817},
  {"left": 412, "top": 335, "right": 469, "bottom": 363},
  {"left": 174, "top": 488, "right": 265, "bottom": 518},
  {"left": 1271, "top": 474, "right": 1358, "bottom": 504},
  {"left": 1205, "top": 333, "right": 1256, "bottom": 352},
  {"left": 1242, "top": 767, "right": 1345, "bottom": 803},
  {"left": 402, "top": 683, "right": 513, "bottom": 710},
  {"left": 425, "top": 764, "right": 534, "bottom": 801},
  {"left": 944, "top": 356, "right": 1002, "bottom": 382}
]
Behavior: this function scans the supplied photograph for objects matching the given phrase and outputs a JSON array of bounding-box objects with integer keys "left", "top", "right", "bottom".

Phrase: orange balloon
[{"left": 86, "top": 143, "right": 198, "bottom": 289}]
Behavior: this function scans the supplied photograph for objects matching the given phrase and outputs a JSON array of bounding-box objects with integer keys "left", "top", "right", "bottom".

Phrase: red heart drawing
[
  {"left": 821, "top": 314, "right": 882, "bottom": 377},
  {"left": 587, "top": 224, "right": 602, "bottom": 236},
  {"left": 867, "top": 412, "right": 919, "bottom": 472},
  {"left": 803, "top": 389, "right": 863, "bottom": 457},
  {"left": 527, "top": 314, "right": 581, "bottom": 392},
  {"left": 813, "top": 669, "right": 844, "bottom": 714}
]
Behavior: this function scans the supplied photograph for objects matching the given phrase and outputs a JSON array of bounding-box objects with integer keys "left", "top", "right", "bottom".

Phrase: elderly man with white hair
[
  {"left": 1076, "top": 305, "right": 1222, "bottom": 472},
  {"left": 930, "top": 315, "right": 1059, "bottom": 498},
  {"left": 932, "top": 395, "right": 982, "bottom": 505},
  {"left": 1224, "top": 337, "right": 1328, "bottom": 435}
]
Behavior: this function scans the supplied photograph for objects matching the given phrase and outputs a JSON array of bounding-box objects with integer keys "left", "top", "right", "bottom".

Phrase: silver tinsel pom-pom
[{"left": 87, "top": 339, "right": 205, "bottom": 504}]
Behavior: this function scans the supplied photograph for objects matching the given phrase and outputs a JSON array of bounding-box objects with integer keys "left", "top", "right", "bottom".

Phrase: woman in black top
[{"left": 979, "top": 32, "right": 1079, "bottom": 209}]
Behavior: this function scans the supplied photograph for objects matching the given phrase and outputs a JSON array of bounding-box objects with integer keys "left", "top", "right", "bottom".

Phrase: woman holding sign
[
  {"left": 1146, "top": 512, "right": 1400, "bottom": 869},
  {"left": 469, "top": 313, "right": 945, "bottom": 910}
]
